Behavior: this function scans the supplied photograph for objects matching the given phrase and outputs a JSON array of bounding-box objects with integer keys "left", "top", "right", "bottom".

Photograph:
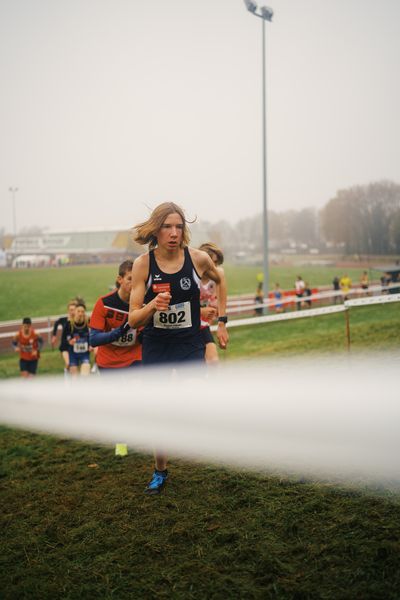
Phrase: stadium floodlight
[
  {"left": 260, "top": 6, "right": 273, "bottom": 21},
  {"left": 243, "top": 0, "right": 258, "bottom": 14},
  {"left": 9, "top": 187, "right": 18, "bottom": 237},
  {"left": 242, "top": 3, "right": 274, "bottom": 306}
]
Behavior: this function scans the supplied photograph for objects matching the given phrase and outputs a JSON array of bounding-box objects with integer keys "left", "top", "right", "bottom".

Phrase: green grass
[
  {"left": 225, "top": 303, "right": 400, "bottom": 359},
  {"left": 0, "top": 265, "right": 119, "bottom": 320},
  {"left": 1, "top": 264, "right": 400, "bottom": 598},
  {"left": 1, "top": 427, "right": 400, "bottom": 599},
  {"left": 0, "top": 263, "right": 381, "bottom": 320}
]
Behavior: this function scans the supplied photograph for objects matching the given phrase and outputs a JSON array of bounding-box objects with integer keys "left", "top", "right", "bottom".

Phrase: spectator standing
[
  {"left": 295, "top": 275, "right": 305, "bottom": 310},
  {"left": 273, "top": 283, "right": 284, "bottom": 313},
  {"left": 254, "top": 282, "right": 264, "bottom": 316},
  {"left": 340, "top": 273, "right": 352, "bottom": 301},
  {"left": 360, "top": 271, "right": 369, "bottom": 296},
  {"left": 304, "top": 282, "right": 312, "bottom": 308},
  {"left": 332, "top": 276, "right": 340, "bottom": 304}
]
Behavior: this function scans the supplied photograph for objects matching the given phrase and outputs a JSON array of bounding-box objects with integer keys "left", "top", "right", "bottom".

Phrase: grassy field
[
  {"left": 1, "top": 264, "right": 400, "bottom": 598},
  {"left": 0, "top": 263, "right": 381, "bottom": 320},
  {"left": 1, "top": 427, "right": 400, "bottom": 599}
]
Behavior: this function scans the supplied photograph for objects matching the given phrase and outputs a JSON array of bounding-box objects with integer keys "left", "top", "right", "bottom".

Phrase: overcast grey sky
[{"left": 1, "top": 0, "right": 399, "bottom": 233}]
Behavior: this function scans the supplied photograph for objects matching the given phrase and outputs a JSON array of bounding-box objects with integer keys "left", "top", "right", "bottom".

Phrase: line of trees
[
  {"left": 320, "top": 181, "right": 400, "bottom": 255},
  {"left": 194, "top": 180, "right": 400, "bottom": 257}
]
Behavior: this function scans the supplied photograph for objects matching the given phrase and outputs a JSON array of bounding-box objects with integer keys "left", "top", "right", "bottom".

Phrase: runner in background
[
  {"left": 129, "top": 202, "right": 229, "bottom": 495},
  {"left": 51, "top": 300, "right": 78, "bottom": 373},
  {"left": 198, "top": 242, "right": 227, "bottom": 364},
  {"left": 65, "top": 303, "right": 92, "bottom": 377},
  {"left": 12, "top": 317, "right": 43, "bottom": 378},
  {"left": 89, "top": 260, "right": 142, "bottom": 371}
]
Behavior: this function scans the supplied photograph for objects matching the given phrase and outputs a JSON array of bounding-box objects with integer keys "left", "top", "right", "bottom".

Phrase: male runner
[
  {"left": 129, "top": 202, "right": 229, "bottom": 494},
  {"left": 89, "top": 260, "right": 142, "bottom": 370},
  {"left": 12, "top": 317, "right": 43, "bottom": 377},
  {"left": 51, "top": 300, "right": 77, "bottom": 372}
]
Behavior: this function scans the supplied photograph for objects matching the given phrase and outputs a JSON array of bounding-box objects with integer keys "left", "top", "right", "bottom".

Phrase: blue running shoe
[{"left": 145, "top": 469, "right": 168, "bottom": 495}]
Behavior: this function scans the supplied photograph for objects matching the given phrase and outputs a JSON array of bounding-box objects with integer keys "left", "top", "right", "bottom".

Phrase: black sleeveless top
[{"left": 144, "top": 247, "right": 201, "bottom": 338}]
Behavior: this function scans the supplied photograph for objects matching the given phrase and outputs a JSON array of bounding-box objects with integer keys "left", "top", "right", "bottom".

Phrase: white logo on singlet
[
  {"left": 154, "top": 274, "right": 162, "bottom": 280},
  {"left": 180, "top": 277, "right": 191, "bottom": 290}
]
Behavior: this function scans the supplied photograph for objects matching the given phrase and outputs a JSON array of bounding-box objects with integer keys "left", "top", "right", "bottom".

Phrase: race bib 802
[{"left": 153, "top": 301, "right": 192, "bottom": 330}]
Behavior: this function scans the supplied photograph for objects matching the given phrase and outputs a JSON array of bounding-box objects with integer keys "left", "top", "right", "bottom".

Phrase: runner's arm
[
  {"left": 12, "top": 334, "right": 19, "bottom": 352},
  {"left": 52, "top": 317, "right": 63, "bottom": 337},
  {"left": 214, "top": 266, "right": 229, "bottom": 350},
  {"left": 89, "top": 324, "right": 129, "bottom": 347},
  {"left": 192, "top": 250, "right": 228, "bottom": 350},
  {"left": 128, "top": 256, "right": 171, "bottom": 328}
]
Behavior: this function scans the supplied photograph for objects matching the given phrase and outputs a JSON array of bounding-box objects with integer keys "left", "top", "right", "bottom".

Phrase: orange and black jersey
[
  {"left": 13, "top": 327, "right": 43, "bottom": 361},
  {"left": 89, "top": 289, "right": 142, "bottom": 369}
]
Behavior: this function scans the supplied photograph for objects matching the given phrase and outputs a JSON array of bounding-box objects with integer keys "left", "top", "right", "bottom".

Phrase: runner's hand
[
  {"left": 114, "top": 321, "right": 131, "bottom": 340},
  {"left": 154, "top": 292, "right": 171, "bottom": 312},
  {"left": 217, "top": 323, "right": 229, "bottom": 350},
  {"left": 201, "top": 307, "right": 217, "bottom": 322}
]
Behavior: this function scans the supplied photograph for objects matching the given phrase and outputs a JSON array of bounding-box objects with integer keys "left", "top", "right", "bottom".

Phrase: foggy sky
[{"left": 1, "top": 0, "right": 399, "bottom": 233}]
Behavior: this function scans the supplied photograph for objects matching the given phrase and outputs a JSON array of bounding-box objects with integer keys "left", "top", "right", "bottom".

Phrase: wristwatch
[{"left": 218, "top": 316, "right": 228, "bottom": 324}]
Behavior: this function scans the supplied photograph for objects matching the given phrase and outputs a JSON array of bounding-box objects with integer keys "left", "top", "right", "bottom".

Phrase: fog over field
[{"left": 1, "top": 0, "right": 400, "bottom": 233}]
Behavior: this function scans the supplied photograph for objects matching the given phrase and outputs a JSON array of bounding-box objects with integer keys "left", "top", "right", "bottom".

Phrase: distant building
[{"left": 6, "top": 228, "right": 143, "bottom": 267}]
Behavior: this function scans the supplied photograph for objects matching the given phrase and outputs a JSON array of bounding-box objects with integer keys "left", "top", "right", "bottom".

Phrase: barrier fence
[
  {"left": 1, "top": 285, "right": 399, "bottom": 353},
  {"left": 211, "top": 291, "right": 400, "bottom": 351}
]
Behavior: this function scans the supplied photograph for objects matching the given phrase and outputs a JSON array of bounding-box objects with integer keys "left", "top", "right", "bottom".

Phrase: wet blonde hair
[
  {"left": 199, "top": 242, "right": 224, "bottom": 266},
  {"left": 133, "top": 202, "right": 192, "bottom": 250}
]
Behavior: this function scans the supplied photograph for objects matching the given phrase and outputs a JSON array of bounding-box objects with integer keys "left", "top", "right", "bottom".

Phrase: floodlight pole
[
  {"left": 9, "top": 187, "right": 18, "bottom": 237},
  {"left": 261, "top": 17, "right": 268, "bottom": 304},
  {"left": 243, "top": 2, "right": 273, "bottom": 305}
]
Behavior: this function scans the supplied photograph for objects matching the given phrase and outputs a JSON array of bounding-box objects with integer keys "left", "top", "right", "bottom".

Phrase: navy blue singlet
[{"left": 142, "top": 247, "right": 205, "bottom": 364}]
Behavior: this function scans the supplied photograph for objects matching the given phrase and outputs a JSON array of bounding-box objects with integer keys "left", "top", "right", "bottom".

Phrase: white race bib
[
  {"left": 112, "top": 328, "right": 137, "bottom": 347},
  {"left": 154, "top": 301, "right": 192, "bottom": 330},
  {"left": 73, "top": 341, "right": 89, "bottom": 353}
]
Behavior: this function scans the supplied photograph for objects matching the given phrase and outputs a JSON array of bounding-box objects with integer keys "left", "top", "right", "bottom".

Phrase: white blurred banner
[{"left": 1, "top": 357, "right": 399, "bottom": 483}]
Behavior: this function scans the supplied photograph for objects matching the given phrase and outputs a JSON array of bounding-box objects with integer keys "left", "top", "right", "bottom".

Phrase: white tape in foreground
[{"left": 1, "top": 358, "right": 399, "bottom": 483}]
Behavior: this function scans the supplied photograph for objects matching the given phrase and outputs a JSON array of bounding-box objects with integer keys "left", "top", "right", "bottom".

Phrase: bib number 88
[
  {"left": 159, "top": 310, "right": 185, "bottom": 325},
  {"left": 120, "top": 333, "right": 134, "bottom": 343}
]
